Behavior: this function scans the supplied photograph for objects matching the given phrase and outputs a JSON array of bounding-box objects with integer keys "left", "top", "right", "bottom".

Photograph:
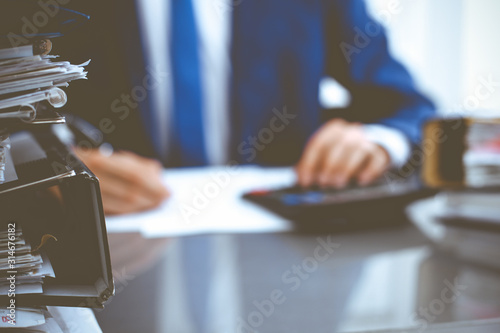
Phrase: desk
[{"left": 95, "top": 225, "right": 500, "bottom": 333}]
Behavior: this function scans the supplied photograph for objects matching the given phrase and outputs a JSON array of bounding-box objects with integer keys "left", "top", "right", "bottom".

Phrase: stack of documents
[
  {"left": 0, "top": 225, "right": 55, "bottom": 295},
  {"left": 437, "top": 190, "right": 500, "bottom": 223},
  {"left": 0, "top": 307, "right": 46, "bottom": 329},
  {"left": 0, "top": 306, "right": 102, "bottom": 332},
  {"left": 0, "top": 40, "right": 88, "bottom": 185},
  {"left": 411, "top": 118, "right": 500, "bottom": 270},
  {"left": 464, "top": 120, "right": 500, "bottom": 187},
  {"left": 0, "top": 41, "right": 88, "bottom": 122},
  {"left": 408, "top": 194, "right": 500, "bottom": 270}
]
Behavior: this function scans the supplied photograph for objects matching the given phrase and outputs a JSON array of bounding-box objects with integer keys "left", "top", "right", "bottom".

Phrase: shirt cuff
[{"left": 362, "top": 124, "right": 411, "bottom": 168}]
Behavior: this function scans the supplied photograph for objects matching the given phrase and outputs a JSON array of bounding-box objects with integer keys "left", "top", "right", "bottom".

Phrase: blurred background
[
  {"left": 3, "top": 1, "right": 500, "bottom": 332},
  {"left": 318, "top": 2, "right": 500, "bottom": 330},
  {"left": 321, "top": 0, "right": 500, "bottom": 116}
]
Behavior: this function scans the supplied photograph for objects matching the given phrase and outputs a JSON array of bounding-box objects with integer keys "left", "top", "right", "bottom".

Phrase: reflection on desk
[
  {"left": 95, "top": 225, "right": 500, "bottom": 333},
  {"left": 361, "top": 318, "right": 500, "bottom": 333}
]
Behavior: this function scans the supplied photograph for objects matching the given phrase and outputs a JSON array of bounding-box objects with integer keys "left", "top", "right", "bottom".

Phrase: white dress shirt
[{"left": 136, "top": 0, "right": 410, "bottom": 167}]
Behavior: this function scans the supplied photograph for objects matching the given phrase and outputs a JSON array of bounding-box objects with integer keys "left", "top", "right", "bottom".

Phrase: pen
[{"left": 62, "top": 113, "right": 114, "bottom": 157}]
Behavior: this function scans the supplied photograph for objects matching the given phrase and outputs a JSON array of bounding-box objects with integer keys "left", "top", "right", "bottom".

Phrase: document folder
[{"left": 0, "top": 127, "right": 114, "bottom": 308}]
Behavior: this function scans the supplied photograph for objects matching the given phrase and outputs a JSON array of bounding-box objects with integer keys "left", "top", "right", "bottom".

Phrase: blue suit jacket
[{"left": 64, "top": 0, "right": 434, "bottom": 166}]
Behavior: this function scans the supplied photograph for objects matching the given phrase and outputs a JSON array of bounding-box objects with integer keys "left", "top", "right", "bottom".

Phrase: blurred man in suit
[{"left": 64, "top": 0, "right": 434, "bottom": 215}]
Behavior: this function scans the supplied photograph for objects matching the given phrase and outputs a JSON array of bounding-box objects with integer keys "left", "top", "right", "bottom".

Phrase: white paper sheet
[
  {"left": 105, "top": 166, "right": 296, "bottom": 238},
  {"left": 0, "top": 307, "right": 45, "bottom": 328}
]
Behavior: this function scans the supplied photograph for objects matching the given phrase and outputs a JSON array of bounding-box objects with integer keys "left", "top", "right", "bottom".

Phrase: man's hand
[
  {"left": 74, "top": 149, "right": 170, "bottom": 215},
  {"left": 296, "top": 119, "right": 390, "bottom": 188}
]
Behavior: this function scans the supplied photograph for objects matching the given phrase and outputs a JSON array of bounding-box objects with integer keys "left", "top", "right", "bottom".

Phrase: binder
[
  {"left": 0, "top": 128, "right": 114, "bottom": 308},
  {"left": 0, "top": 1, "right": 114, "bottom": 310}
]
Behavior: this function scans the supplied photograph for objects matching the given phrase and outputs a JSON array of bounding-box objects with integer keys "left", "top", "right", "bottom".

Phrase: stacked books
[
  {"left": 423, "top": 117, "right": 500, "bottom": 188},
  {"left": 424, "top": 118, "right": 500, "bottom": 225},
  {"left": 464, "top": 119, "right": 500, "bottom": 187},
  {"left": 410, "top": 117, "right": 500, "bottom": 270}
]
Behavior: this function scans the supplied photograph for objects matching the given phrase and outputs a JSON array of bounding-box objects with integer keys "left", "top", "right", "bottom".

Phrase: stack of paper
[
  {"left": 0, "top": 225, "right": 55, "bottom": 295},
  {"left": 0, "top": 307, "right": 46, "bottom": 329},
  {"left": 408, "top": 196, "right": 500, "bottom": 270},
  {"left": 0, "top": 42, "right": 88, "bottom": 121},
  {"left": 0, "top": 306, "right": 101, "bottom": 332},
  {"left": 465, "top": 121, "right": 500, "bottom": 187},
  {"left": 0, "top": 40, "right": 89, "bottom": 185}
]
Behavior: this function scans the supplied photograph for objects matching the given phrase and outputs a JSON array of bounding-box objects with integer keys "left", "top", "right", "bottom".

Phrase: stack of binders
[{"left": 0, "top": 1, "right": 113, "bottom": 331}]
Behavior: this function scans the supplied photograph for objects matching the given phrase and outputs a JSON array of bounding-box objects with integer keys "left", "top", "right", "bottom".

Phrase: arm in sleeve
[{"left": 324, "top": 0, "right": 436, "bottom": 146}]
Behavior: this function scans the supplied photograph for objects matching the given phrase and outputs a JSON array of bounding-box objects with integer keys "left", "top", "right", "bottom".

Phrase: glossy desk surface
[{"left": 95, "top": 225, "right": 500, "bottom": 333}]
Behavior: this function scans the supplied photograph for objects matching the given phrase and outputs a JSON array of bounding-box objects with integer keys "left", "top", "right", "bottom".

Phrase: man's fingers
[
  {"left": 325, "top": 146, "right": 369, "bottom": 188},
  {"left": 296, "top": 119, "right": 392, "bottom": 188},
  {"left": 75, "top": 148, "right": 169, "bottom": 215},
  {"left": 135, "top": 164, "right": 170, "bottom": 201},
  {"left": 121, "top": 150, "right": 163, "bottom": 171},
  {"left": 340, "top": 147, "right": 370, "bottom": 185},
  {"left": 86, "top": 151, "right": 169, "bottom": 201},
  {"left": 102, "top": 195, "right": 139, "bottom": 216},
  {"left": 317, "top": 142, "right": 348, "bottom": 187},
  {"left": 358, "top": 146, "right": 390, "bottom": 185},
  {"left": 296, "top": 140, "right": 326, "bottom": 187},
  {"left": 297, "top": 119, "right": 345, "bottom": 187},
  {"left": 317, "top": 126, "right": 364, "bottom": 187},
  {"left": 98, "top": 173, "right": 157, "bottom": 205},
  {"left": 102, "top": 194, "right": 159, "bottom": 215}
]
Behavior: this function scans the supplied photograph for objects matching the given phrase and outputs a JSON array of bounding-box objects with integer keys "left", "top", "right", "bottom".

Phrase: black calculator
[{"left": 243, "top": 174, "right": 436, "bottom": 232}]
